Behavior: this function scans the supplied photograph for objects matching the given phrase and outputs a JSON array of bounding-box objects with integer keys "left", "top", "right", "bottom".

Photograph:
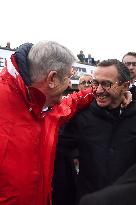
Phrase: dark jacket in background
[
  {"left": 130, "top": 85, "right": 136, "bottom": 101},
  {"left": 60, "top": 100, "right": 136, "bottom": 202},
  {"left": 79, "top": 163, "right": 136, "bottom": 205},
  {"left": 52, "top": 126, "right": 78, "bottom": 205}
]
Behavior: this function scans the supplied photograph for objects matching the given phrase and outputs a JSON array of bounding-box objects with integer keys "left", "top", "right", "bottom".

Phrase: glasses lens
[
  {"left": 125, "top": 62, "right": 131, "bottom": 66},
  {"left": 125, "top": 62, "right": 136, "bottom": 66},
  {"left": 87, "top": 81, "right": 92, "bottom": 84},
  {"left": 132, "top": 62, "right": 136, "bottom": 66},
  {"left": 80, "top": 81, "right": 86, "bottom": 85},
  {"left": 92, "top": 80, "right": 112, "bottom": 89},
  {"left": 92, "top": 80, "right": 99, "bottom": 87},
  {"left": 80, "top": 81, "right": 92, "bottom": 85},
  {"left": 101, "top": 81, "right": 112, "bottom": 89}
]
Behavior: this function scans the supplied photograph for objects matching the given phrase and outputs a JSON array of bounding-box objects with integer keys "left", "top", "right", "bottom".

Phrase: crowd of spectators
[
  {"left": 0, "top": 43, "right": 99, "bottom": 66},
  {"left": 77, "top": 50, "right": 99, "bottom": 66},
  {"left": 0, "top": 42, "right": 17, "bottom": 51}
]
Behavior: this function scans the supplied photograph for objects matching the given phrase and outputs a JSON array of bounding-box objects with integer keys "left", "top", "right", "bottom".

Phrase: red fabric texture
[{"left": 0, "top": 56, "right": 94, "bottom": 205}]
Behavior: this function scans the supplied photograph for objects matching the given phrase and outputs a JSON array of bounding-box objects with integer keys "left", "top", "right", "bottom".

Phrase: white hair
[{"left": 27, "top": 41, "right": 75, "bottom": 82}]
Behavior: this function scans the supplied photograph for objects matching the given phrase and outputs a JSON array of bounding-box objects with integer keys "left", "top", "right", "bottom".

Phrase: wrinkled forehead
[
  {"left": 94, "top": 65, "right": 119, "bottom": 82},
  {"left": 123, "top": 55, "right": 136, "bottom": 62}
]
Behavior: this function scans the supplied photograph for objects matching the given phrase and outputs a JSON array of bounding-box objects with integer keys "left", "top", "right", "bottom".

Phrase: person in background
[
  {"left": 77, "top": 50, "right": 85, "bottom": 63},
  {"left": 122, "top": 52, "right": 136, "bottom": 100},
  {"left": 0, "top": 41, "right": 95, "bottom": 205},
  {"left": 85, "top": 54, "right": 95, "bottom": 65},
  {"left": 78, "top": 74, "right": 93, "bottom": 90}
]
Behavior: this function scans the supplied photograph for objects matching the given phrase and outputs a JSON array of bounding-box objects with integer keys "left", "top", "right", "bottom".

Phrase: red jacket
[{"left": 0, "top": 57, "right": 93, "bottom": 205}]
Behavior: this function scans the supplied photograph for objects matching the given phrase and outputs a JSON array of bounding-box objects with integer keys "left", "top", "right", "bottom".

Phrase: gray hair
[
  {"left": 27, "top": 41, "right": 76, "bottom": 82},
  {"left": 79, "top": 74, "right": 93, "bottom": 83}
]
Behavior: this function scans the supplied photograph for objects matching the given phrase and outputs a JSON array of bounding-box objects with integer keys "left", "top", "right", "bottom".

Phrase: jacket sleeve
[
  {"left": 53, "top": 88, "right": 94, "bottom": 123},
  {"left": 114, "top": 163, "right": 136, "bottom": 185}
]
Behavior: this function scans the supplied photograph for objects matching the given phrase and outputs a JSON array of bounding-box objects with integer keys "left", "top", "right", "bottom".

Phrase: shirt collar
[{"left": 129, "top": 80, "right": 136, "bottom": 88}]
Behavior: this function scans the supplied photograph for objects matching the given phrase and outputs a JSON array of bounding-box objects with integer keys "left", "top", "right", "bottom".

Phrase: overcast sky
[{"left": 1, "top": 0, "right": 136, "bottom": 61}]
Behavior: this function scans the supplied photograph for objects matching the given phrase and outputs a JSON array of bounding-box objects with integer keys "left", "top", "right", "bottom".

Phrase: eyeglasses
[
  {"left": 79, "top": 80, "right": 92, "bottom": 85},
  {"left": 124, "top": 62, "right": 136, "bottom": 67},
  {"left": 92, "top": 79, "right": 121, "bottom": 90}
]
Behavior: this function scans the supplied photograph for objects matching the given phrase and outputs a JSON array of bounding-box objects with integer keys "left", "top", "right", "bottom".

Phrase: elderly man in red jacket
[
  {"left": 0, "top": 41, "right": 95, "bottom": 205},
  {"left": 0, "top": 41, "right": 131, "bottom": 205}
]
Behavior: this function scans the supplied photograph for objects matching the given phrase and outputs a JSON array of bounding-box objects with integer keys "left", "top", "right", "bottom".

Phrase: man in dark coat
[{"left": 59, "top": 59, "right": 136, "bottom": 204}]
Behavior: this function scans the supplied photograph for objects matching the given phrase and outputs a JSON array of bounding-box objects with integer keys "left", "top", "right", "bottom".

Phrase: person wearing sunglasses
[
  {"left": 59, "top": 59, "right": 136, "bottom": 205},
  {"left": 78, "top": 74, "right": 93, "bottom": 90},
  {"left": 122, "top": 52, "right": 136, "bottom": 100}
]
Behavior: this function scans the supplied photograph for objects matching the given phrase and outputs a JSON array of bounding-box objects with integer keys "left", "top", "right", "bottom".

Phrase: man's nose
[
  {"left": 85, "top": 82, "right": 89, "bottom": 87},
  {"left": 68, "top": 80, "right": 72, "bottom": 88},
  {"left": 95, "top": 84, "right": 105, "bottom": 93},
  {"left": 129, "top": 64, "right": 134, "bottom": 69}
]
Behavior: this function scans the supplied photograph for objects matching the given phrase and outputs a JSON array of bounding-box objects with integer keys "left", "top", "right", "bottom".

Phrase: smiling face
[{"left": 92, "top": 65, "right": 128, "bottom": 109}]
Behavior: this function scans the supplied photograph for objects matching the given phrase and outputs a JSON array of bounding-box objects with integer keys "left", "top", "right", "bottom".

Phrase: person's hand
[
  {"left": 73, "top": 158, "right": 79, "bottom": 174},
  {"left": 121, "top": 91, "right": 132, "bottom": 108}
]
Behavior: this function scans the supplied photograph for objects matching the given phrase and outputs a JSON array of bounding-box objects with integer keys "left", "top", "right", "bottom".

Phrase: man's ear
[{"left": 47, "top": 71, "right": 58, "bottom": 88}]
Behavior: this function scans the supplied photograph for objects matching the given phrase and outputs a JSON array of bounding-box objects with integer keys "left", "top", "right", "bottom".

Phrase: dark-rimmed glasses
[
  {"left": 92, "top": 79, "right": 121, "bottom": 90},
  {"left": 79, "top": 80, "right": 92, "bottom": 85},
  {"left": 124, "top": 62, "right": 136, "bottom": 67}
]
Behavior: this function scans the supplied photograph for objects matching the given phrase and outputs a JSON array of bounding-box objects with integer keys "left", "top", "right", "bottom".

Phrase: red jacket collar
[
  {"left": 27, "top": 86, "right": 46, "bottom": 117},
  {"left": 6, "top": 55, "right": 47, "bottom": 118}
]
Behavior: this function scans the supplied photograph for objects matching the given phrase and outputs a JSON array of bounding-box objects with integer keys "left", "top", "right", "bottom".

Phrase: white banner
[
  {"left": 71, "top": 62, "right": 95, "bottom": 84},
  {"left": 0, "top": 48, "right": 15, "bottom": 70}
]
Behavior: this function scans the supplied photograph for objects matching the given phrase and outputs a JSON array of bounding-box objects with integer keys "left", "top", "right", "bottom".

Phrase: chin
[
  {"left": 96, "top": 99, "right": 110, "bottom": 108},
  {"left": 97, "top": 102, "right": 109, "bottom": 108}
]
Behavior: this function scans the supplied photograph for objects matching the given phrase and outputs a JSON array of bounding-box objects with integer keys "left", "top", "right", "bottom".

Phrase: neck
[
  {"left": 31, "top": 82, "right": 47, "bottom": 96},
  {"left": 107, "top": 100, "right": 122, "bottom": 110},
  {"left": 31, "top": 82, "right": 51, "bottom": 107},
  {"left": 107, "top": 105, "right": 121, "bottom": 110}
]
